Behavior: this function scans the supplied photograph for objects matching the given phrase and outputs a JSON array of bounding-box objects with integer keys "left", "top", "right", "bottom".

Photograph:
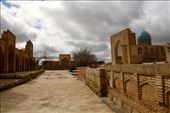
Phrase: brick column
[
  {"left": 121, "top": 72, "right": 125, "bottom": 95},
  {"left": 134, "top": 73, "right": 140, "bottom": 102},
  {"left": 155, "top": 75, "right": 164, "bottom": 105},
  {"left": 99, "top": 68, "right": 108, "bottom": 97}
]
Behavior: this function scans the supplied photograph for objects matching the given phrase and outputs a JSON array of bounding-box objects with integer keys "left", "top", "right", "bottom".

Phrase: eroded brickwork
[
  {"left": 106, "top": 64, "right": 170, "bottom": 113},
  {"left": 110, "top": 28, "right": 166, "bottom": 64},
  {"left": 77, "top": 28, "right": 170, "bottom": 113},
  {"left": 42, "top": 54, "right": 75, "bottom": 70},
  {"left": 77, "top": 67, "right": 108, "bottom": 97},
  {"left": 78, "top": 64, "right": 170, "bottom": 113},
  {"left": 0, "top": 30, "right": 36, "bottom": 73}
]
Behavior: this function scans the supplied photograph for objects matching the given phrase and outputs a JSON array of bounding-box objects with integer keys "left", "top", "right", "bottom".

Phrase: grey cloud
[
  {"left": 40, "top": 2, "right": 144, "bottom": 42},
  {"left": 130, "top": 2, "right": 170, "bottom": 44},
  {"left": 66, "top": 40, "right": 111, "bottom": 61},
  {"left": 1, "top": 1, "right": 169, "bottom": 62},
  {"left": 41, "top": 1, "right": 169, "bottom": 44},
  {"left": 16, "top": 32, "right": 37, "bottom": 43},
  {"left": 97, "top": 50, "right": 111, "bottom": 62},
  {"left": 66, "top": 40, "right": 108, "bottom": 52},
  {"left": 34, "top": 44, "right": 59, "bottom": 57},
  {"left": 1, "top": 16, "right": 37, "bottom": 43}
]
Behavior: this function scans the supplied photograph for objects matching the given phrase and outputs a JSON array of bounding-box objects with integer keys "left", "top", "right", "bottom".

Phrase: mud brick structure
[
  {"left": 42, "top": 54, "right": 75, "bottom": 70},
  {"left": 106, "top": 64, "right": 170, "bottom": 113},
  {"left": 110, "top": 28, "right": 167, "bottom": 64},
  {"left": 0, "top": 30, "right": 37, "bottom": 73},
  {"left": 77, "top": 28, "right": 170, "bottom": 113}
]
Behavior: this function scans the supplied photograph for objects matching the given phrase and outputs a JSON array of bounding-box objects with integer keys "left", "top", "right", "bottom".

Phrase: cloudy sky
[{"left": 1, "top": 0, "right": 170, "bottom": 62}]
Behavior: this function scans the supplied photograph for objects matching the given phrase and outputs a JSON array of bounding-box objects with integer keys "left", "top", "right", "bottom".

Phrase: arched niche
[
  {"left": 138, "top": 47, "right": 142, "bottom": 54},
  {"left": 140, "top": 82, "right": 156, "bottom": 105},
  {"left": 114, "top": 40, "right": 123, "bottom": 64},
  {"left": 114, "top": 77, "right": 123, "bottom": 93},
  {"left": 125, "top": 79, "right": 136, "bottom": 100}
]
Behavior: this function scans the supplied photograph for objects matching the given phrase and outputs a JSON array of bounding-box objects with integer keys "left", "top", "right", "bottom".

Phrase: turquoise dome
[{"left": 138, "top": 30, "right": 151, "bottom": 45}]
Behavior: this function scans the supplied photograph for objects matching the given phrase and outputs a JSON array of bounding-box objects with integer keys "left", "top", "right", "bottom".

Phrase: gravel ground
[{"left": 0, "top": 70, "right": 115, "bottom": 113}]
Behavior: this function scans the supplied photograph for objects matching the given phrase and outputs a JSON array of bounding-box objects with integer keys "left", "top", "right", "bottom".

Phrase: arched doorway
[
  {"left": 115, "top": 40, "right": 123, "bottom": 64},
  {"left": 140, "top": 83, "right": 156, "bottom": 107},
  {"left": 143, "top": 47, "right": 150, "bottom": 62},
  {"left": 8, "top": 45, "right": 15, "bottom": 72},
  {"left": 138, "top": 47, "right": 142, "bottom": 54},
  {"left": 114, "top": 77, "right": 123, "bottom": 93},
  {"left": 0, "top": 47, "right": 5, "bottom": 73},
  {"left": 125, "top": 79, "right": 136, "bottom": 100}
]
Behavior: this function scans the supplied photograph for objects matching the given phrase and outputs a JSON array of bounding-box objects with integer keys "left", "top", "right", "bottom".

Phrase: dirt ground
[{"left": 0, "top": 70, "right": 115, "bottom": 113}]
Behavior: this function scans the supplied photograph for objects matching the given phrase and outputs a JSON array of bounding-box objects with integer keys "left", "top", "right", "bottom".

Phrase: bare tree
[{"left": 72, "top": 48, "right": 97, "bottom": 67}]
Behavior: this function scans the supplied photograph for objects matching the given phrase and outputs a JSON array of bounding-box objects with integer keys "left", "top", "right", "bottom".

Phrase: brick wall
[
  {"left": 77, "top": 67, "right": 87, "bottom": 81},
  {"left": 78, "top": 63, "right": 170, "bottom": 113},
  {"left": 77, "top": 67, "right": 108, "bottom": 96},
  {"left": 106, "top": 63, "right": 170, "bottom": 113}
]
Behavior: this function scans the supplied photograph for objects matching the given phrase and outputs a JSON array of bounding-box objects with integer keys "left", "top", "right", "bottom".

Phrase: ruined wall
[
  {"left": 77, "top": 67, "right": 108, "bottom": 96},
  {"left": 106, "top": 63, "right": 170, "bottom": 113},
  {"left": 77, "top": 67, "right": 86, "bottom": 82},
  {"left": 0, "top": 30, "right": 36, "bottom": 73},
  {"left": 78, "top": 63, "right": 170, "bottom": 113},
  {"left": 42, "top": 54, "right": 73, "bottom": 70},
  {"left": 110, "top": 28, "right": 136, "bottom": 64},
  {"left": 42, "top": 60, "right": 75, "bottom": 70}
]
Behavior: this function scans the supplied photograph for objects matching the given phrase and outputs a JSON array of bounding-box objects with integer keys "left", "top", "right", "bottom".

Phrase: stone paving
[{"left": 0, "top": 70, "right": 115, "bottom": 113}]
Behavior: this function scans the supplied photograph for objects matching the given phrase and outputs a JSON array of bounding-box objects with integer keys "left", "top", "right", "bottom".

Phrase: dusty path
[{"left": 0, "top": 70, "right": 114, "bottom": 113}]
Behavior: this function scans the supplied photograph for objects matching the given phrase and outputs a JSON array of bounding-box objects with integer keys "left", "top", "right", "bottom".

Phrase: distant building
[
  {"left": 42, "top": 54, "right": 75, "bottom": 70},
  {"left": 0, "top": 30, "right": 36, "bottom": 73}
]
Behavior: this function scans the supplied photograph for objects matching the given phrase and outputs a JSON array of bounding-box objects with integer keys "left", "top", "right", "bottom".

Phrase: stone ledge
[{"left": 0, "top": 69, "right": 45, "bottom": 92}]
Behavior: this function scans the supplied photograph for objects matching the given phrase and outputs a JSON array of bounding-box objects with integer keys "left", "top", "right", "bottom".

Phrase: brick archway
[
  {"left": 125, "top": 79, "right": 136, "bottom": 100},
  {"left": 0, "top": 47, "right": 5, "bottom": 73},
  {"left": 114, "top": 40, "right": 123, "bottom": 64},
  {"left": 114, "top": 77, "right": 123, "bottom": 93},
  {"left": 140, "top": 82, "right": 156, "bottom": 106}
]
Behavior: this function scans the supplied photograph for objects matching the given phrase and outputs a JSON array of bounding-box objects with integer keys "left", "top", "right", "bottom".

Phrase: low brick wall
[
  {"left": 78, "top": 63, "right": 170, "bottom": 113},
  {"left": 0, "top": 69, "right": 45, "bottom": 91},
  {"left": 77, "top": 67, "right": 108, "bottom": 96},
  {"left": 77, "top": 67, "right": 87, "bottom": 81}
]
